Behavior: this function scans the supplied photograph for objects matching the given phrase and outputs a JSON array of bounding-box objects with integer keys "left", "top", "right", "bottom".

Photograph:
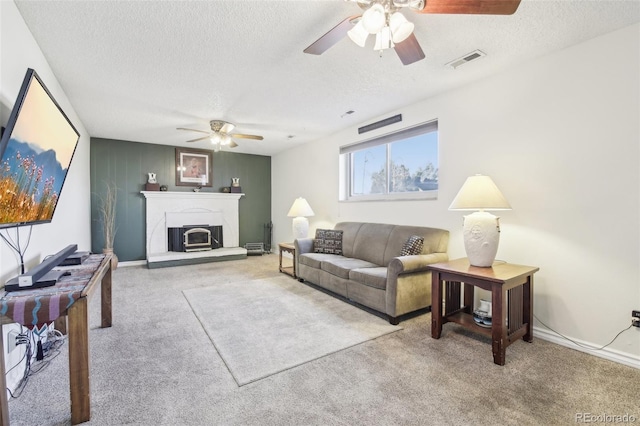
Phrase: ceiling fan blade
[
  {"left": 418, "top": 0, "right": 521, "bottom": 15},
  {"left": 230, "top": 133, "right": 264, "bottom": 141},
  {"left": 186, "top": 135, "right": 211, "bottom": 143},
  {"left": 229, "top": 141, "right": 239, "bottom": 148},
  {"left": 177, "top": 127, "right": 210, "bottom": 134},
  {"left": 220, "top": 122, "right": 235, "bottom": 133},
  {"left": 394, "top": 33, "right": 425, "bottom": 65},
  {"left": 304, "top": 15, "right": 360, "bottom": 55}
]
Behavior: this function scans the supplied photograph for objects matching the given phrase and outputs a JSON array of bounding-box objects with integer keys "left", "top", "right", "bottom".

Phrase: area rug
[{"left": 183, "top": 275, "right": 402, "bottom": 386}]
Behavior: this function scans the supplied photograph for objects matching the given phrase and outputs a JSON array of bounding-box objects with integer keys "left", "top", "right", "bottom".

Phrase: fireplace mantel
[
  {"left": 141, "top": 191, "right": 244, "bottom": 201},
  {"left": 141, "top": 191, "right": 246, "bottom": 267}
]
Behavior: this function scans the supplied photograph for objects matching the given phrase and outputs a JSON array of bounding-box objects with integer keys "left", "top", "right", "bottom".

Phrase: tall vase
[{"left": 102, "top": 248, "right": 119, "bottom": 271}]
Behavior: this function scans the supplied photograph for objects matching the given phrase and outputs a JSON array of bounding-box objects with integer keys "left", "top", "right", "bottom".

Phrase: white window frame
[{"left": 339, "top": 120, "right": 438, "bottom": 202}]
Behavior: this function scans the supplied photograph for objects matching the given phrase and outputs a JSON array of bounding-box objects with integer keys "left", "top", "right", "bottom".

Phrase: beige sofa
[{"left": 294, "top": 222, "right": 449, "bottom": 324}]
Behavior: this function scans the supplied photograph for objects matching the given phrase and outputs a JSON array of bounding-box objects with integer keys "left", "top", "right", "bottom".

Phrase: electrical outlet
[
  {"left": 632, "top": 310, "right": 640, "bottom": 319},
  {"left": 6, "top": 330, "right": 19, "bottom": 354},
  {"left": 633, "top": 310, "right": 640, "bottom": 328}
]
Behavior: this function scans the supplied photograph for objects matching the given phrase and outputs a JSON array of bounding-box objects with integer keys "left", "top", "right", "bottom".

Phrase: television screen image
[{"left": 0, "top": 68, "right": 80, "bottom": 229}]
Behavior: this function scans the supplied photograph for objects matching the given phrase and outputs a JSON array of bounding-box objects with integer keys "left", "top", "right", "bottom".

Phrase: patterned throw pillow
[
  {"left": 314, "top": 229, "right": 343, "bottom": 255},
  {"left": 400, "top": 235, "right": 424, "bottom": 256}
]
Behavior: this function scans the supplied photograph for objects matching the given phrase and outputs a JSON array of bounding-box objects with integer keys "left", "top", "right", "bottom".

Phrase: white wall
[
  {"left": 0, "top": 1, "right": 92, "bottom": 390},
  {"left": 273, "top": 23, "right": 640, "bottom": 366}
]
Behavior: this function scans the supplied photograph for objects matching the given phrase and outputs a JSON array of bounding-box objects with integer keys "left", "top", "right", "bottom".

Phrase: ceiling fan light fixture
[
  {"left": 389, "top": 12, "right": 414, "bottom": 43},
  {"left": 210, "top": 133, "right": 222, "bottom": 145},
  {"left": 347, "top": 20, "right": 369, "bottom": 47},
  {"left": 374, "top": 26, "right": 394, "bottom": 51},
  {"left": 362, "top": 3, "right": 386, "bottom": 34},
  {"left": 220, "top": 134, "right": 233, "bottom": 146}
]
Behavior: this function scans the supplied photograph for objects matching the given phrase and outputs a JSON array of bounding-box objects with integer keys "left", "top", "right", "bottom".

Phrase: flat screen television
[{"left": 0, "top": 68, "right": 80, "bottom": 229}]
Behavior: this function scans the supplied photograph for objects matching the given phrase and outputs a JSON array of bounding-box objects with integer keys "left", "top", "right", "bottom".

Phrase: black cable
[
  {"left": 4, "top": 329, "right": 30, "bottom": 376},
  {"left": 0, "top": 231, "right": 19, "bottom": 253},
  {"left": 6, "top": 327, "right": 32, "bottom": 399},
  {"left": 0, "top": 225, "right": 33, "bottom": 274},
  {"left": 534, "top": 313, "right": 633, "bottom": 351},
  {"left": 5, "top": 324, "right": 68, "bottom": 399}
]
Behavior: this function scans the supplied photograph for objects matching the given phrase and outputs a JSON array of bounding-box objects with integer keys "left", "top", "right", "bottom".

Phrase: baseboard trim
[
  {"left": 533, "top": 326, "right": 640, "bottom": 370},
  {"left": 118, "top": 260, "right": 147, "bottom": 267}
]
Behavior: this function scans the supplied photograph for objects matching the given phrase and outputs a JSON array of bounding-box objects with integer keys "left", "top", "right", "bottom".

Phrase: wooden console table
[
  {"left": 430, "top": 258, "right": 538, "bottom": 365},
  {"left": 0, "top": 253, "right": 113, "bottom": 425}
]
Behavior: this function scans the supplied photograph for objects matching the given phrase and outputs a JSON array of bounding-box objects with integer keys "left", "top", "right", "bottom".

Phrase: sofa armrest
[
  {"left": 294, "top": 238, "right": 314, "bottom": 255},
  {"left": 388, "top": 252, "right": 449, "bottom": 276},
  {"left": 386, "top": 252, "right": 448, "bottom": 318},
  {"left": 294, "top": 238, "right": 314, "bottom": 276}
]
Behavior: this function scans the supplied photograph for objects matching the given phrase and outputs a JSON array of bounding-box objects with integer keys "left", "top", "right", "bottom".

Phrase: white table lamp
[
  {"left": 449, "top": 175, "right": 511, "bottom": 267},
  {"left": 287, "top": 197, "right": 315, "bottom": 239}
]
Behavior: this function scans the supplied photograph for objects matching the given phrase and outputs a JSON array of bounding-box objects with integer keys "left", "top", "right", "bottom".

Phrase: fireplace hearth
[{"left": 168, "top": 225, "right": 223, "bottom": 252}]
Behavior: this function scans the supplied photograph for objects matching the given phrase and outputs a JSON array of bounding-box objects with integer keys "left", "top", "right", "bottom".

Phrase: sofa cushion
[
  {"left": 351, "top": 223, "right": 395, "bottom": 266},
  {"left": 400, "top": 235, "right": 424, "bottom": 256},
  {"left": 299, "top": 253, "right": 338, "bottom": 269},
  {"left": 314, "top": 229, "right": 343, "bottom": 255},
  {"left": 349, "top": 267, "right": 388, "bottom": 290},
  {"left": 321, "top": 257, "right": 378, "bottom": 280}
]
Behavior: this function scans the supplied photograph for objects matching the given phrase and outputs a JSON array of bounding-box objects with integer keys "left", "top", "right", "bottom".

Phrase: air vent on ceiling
[
  {"left": 445, "top": 50, "right": 487, "bottom": 69},
  {"left": 358, "top": 114, "right": 402, "bottom": 134}
]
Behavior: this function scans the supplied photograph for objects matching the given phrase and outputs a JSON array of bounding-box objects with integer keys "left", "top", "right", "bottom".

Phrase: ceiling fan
[
  {"left": 177, "top": 120, "right": 264, "bottom": 151},
  {"left": 304, "top": 0, "right": 522, "bottom": 66}
]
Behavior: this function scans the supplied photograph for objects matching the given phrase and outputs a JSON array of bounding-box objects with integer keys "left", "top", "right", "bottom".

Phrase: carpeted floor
[{"left": 6, "top": 255, "right": 640, "bottom": 425}]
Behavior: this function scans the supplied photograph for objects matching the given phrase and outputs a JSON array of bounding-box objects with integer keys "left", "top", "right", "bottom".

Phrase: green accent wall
[{"left": 90, "top": 138, "right": 271, "bottom": 261}]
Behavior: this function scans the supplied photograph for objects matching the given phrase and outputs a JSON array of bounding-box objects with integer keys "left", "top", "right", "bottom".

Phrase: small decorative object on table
[
  {"left": 473, "top": 300, "right": 492, "bottom": 328},
  {"left": 160, "top": 185, "right": 168, "bottom": 191}
]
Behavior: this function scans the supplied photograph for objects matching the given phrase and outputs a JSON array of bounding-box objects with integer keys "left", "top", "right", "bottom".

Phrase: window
[{"left": 340, "top": 120, "right": 438, "bottom": 201}]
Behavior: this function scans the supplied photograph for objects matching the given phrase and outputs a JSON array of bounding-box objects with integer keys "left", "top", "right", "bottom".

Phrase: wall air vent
[
  {"left": 445, "top": 50, "right": 487, "bottom": 69},
  {"left": 358, "top": 114, "right": 402, "bottom": 134}
]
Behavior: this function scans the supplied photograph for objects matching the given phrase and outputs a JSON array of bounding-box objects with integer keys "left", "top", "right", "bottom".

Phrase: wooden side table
[
  {"left": 430, "top": 258, "right": 539, "bottom": 366},
  {"left": 278, "top": 242, "right": 296, "bottom": 278},
  {"left": 0, "top": 254, "right": 113, "bottom": 424}
]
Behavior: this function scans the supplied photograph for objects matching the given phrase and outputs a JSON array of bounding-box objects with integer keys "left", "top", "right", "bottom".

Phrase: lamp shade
[
  {"left": 448, "top": 175, "right": 511, "bottom": 211},
  {"left": 347, "top": 20, "right": 369, "bottom": 47},
  {"left": 374, "top": 26, "right": 394, "bottom": 51},
  {"left": 362, "top": 3, "right": 386, "bottom": 34},
  {"left": 390, "top": 12, "right": 414, "bottom": 43},
  {"left": 287, "top": 197, "right": 315, "bottom": 218}
]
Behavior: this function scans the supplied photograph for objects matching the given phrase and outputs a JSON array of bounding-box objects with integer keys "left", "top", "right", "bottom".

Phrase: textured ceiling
[{"left": 14, "top": 0, "right": 640, "bottom": 156}]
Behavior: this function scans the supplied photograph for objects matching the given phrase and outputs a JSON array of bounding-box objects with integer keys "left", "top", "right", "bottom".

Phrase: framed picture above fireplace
[{"left": 175, "top": 147, "right": 213, "bottom": 187}]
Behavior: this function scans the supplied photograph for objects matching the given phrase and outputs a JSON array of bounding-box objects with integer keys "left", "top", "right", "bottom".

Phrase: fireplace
[
  {"left": 141, "top": 191, "right": 246, "bottom": 267},
  {"left": 168, "top": 225, "right": 223, "bottom": 252}
]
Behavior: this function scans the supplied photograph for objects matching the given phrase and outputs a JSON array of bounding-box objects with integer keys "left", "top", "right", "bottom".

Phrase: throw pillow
[
  {"left": 314, "top": 229, "right": 343, "bottom": 255},
  {"left": 400, "top": 235, "right": 424, "bottom": 256}
]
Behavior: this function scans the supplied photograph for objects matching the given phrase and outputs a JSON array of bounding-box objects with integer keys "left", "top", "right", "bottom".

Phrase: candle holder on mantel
[
  {"left": 145, "top": 172, "right": 160, "bottom": 191},
  {"left": 230, "top": 177, "right": 242, "bottom": 193}
]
